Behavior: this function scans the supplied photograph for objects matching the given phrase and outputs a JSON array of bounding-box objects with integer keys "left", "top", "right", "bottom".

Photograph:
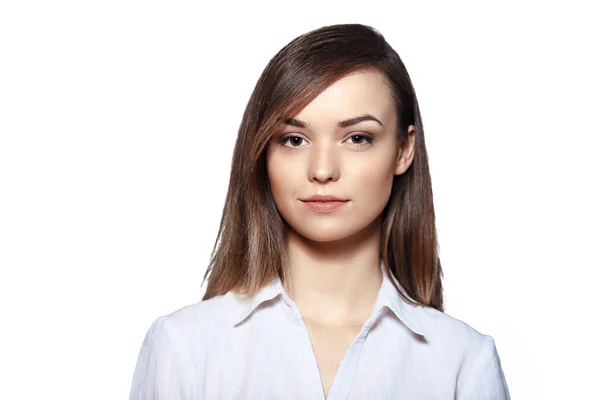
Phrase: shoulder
[
  {"left": 134, "top": 293, "right": 240, "bottom": 372},
  {"left": 149, "top": 292, "right": 237, "bottom": 347},
  {"left": 416, "top": 305, "right": 496, "bottom": 362},
  {"left": 136, "top": 292, "right": 243, "bottom": 355},
  {"left": 130, "top": 294, "right": 240, "bottom": 398},
  {"left": 416, "top": 306, "right": 510, "bottom": 398},
  {"left": 418, "top": 306, "right": 491, "bottom": 348}
]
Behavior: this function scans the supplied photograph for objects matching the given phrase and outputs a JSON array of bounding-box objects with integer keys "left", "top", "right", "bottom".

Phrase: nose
[{"left": 307, "top": 141, "right": 340, "bottom": 183}]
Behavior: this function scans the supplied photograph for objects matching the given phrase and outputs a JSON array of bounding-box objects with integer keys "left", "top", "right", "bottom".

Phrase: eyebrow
[{"left": 283, "top": 114, "right": 384, "bottom": 129}]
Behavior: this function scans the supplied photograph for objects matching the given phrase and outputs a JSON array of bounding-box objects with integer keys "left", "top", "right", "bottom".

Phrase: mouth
[
  {"left": 301, "top": 194, "right": 348, "bottom": 202},
  {"left": 300, "top": 199, "right": 349, "bottom": 213}
]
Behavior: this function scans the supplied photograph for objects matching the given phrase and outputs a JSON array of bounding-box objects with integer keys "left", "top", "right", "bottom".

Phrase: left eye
[{"left": 347, "top": 134, "right": 373, "bottom": 145}]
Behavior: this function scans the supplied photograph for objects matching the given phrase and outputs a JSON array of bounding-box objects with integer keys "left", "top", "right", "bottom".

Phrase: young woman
[{"left": 129, "top": 24, "right": 511, "bottom": 399}]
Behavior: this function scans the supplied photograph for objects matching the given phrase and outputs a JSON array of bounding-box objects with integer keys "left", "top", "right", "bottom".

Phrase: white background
[{"left": 1, "top": 1, "right": 598, "bottom": 399}]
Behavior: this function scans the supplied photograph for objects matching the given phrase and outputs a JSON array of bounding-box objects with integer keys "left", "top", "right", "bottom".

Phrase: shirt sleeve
[
  {"left": 456, "top": 335, "right": 511, "bottom": 400},
  {"left": 129, "top": 316, "right": 190, "bottom": 400}
]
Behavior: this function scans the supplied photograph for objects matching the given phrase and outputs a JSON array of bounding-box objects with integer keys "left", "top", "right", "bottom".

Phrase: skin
[{"left": 266, "top": 69, "right": 416, "bottom": 328}]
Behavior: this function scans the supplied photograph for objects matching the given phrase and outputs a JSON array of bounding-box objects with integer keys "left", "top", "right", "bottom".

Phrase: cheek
[
  {"left": 267, "top": 154, "right": 298, "bottom": 203},
  {"left": 348, "top": 155, "right": 395, "bottom": 192}
]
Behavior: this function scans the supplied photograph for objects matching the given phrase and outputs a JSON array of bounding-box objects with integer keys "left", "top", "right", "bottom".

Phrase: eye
[
  {"left": 345, "top": 134, "right": 374, "bottom": 147},
  {"left": 278, "top": 133, "right": 375, "bottom": 148},
  {"left": 279, "top": 135, "right": 308, "bottom": 148}
]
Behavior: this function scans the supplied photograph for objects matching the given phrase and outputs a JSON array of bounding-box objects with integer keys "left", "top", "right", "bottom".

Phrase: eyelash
[{"left": 278, "top": 133, "right": 374, "bottom": 148}]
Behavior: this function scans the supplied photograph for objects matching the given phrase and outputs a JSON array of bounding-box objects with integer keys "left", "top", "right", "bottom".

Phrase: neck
[{"left": 284, "top": 217, "right": 384, "bottom": 327}]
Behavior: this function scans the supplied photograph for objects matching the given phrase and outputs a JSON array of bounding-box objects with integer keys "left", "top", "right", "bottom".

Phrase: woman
[{"left": 129, "top": 23, "right": 511, "bottom": 399}]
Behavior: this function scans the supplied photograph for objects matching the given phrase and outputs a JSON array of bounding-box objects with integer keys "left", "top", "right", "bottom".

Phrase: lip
[
  {"left": 299, "top": 195, "right": 349, "bottom": 213},
  {"left": 302, "top": 200, "right": 348, "bottom": 213},
  {"left": 301, "top": 194, "right": 347, "bottom": 202}
]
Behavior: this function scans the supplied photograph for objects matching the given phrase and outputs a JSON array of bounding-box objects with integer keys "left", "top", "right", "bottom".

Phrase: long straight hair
[{"left": 201, "top": 24, "right": 444, "bottom": 311}]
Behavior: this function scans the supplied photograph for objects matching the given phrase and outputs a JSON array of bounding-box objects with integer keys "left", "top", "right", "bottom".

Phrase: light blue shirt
[{"left": 130, "top": 260, "right": 510, "bottom": 399}]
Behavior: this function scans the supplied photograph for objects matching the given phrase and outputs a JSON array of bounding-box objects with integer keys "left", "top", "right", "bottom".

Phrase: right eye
[{"left": 280, "top": 135, "right": 308, "bottom": 148}]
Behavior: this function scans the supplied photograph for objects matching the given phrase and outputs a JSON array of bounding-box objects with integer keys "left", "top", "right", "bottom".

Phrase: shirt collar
[
  {"left": 230, "top": 258, "right": 427, "bottom": 337},
  {"left": 231, "top": 274, "right": 285, "bottom": 327}
]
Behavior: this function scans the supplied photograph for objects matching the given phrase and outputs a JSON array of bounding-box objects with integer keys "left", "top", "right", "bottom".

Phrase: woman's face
[{"left": 266, "top": 69, "right": 415, "bottom": 243}]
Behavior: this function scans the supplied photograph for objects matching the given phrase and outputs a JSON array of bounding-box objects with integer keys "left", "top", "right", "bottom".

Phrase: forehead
[{"left": 291, "top": 69, "right": 395, "bottom": 127}]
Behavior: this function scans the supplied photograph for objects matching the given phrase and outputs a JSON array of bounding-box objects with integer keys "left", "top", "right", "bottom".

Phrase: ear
[{"left": 394, "top": 125, "right": 416, "bottom": 175}]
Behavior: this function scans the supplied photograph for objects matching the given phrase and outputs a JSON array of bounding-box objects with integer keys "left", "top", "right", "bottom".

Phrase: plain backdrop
[{"left": 1, "top": 1, "right": 598, "bottom": 399}]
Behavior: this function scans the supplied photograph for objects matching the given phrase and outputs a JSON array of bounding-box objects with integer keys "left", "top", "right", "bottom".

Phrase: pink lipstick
[{"left": 300, "top": 194, "right": 349, "bottom": 213}]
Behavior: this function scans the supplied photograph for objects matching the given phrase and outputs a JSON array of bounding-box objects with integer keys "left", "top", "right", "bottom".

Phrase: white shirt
[{"left": 129, "top": 259, "right": 511, "bottom": 399}]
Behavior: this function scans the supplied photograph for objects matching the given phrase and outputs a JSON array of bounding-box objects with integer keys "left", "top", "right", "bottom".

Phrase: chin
[
  {"left": 299, "top": 231, "right": 352, "bottom": 243},
  {"left": 287, "top": 220, "right": 371, "bottom": 244}
]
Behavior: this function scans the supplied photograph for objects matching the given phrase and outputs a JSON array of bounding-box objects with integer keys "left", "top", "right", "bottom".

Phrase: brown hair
[{"left": 201, "top": 23, "right": 444, "bottom": 311}]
